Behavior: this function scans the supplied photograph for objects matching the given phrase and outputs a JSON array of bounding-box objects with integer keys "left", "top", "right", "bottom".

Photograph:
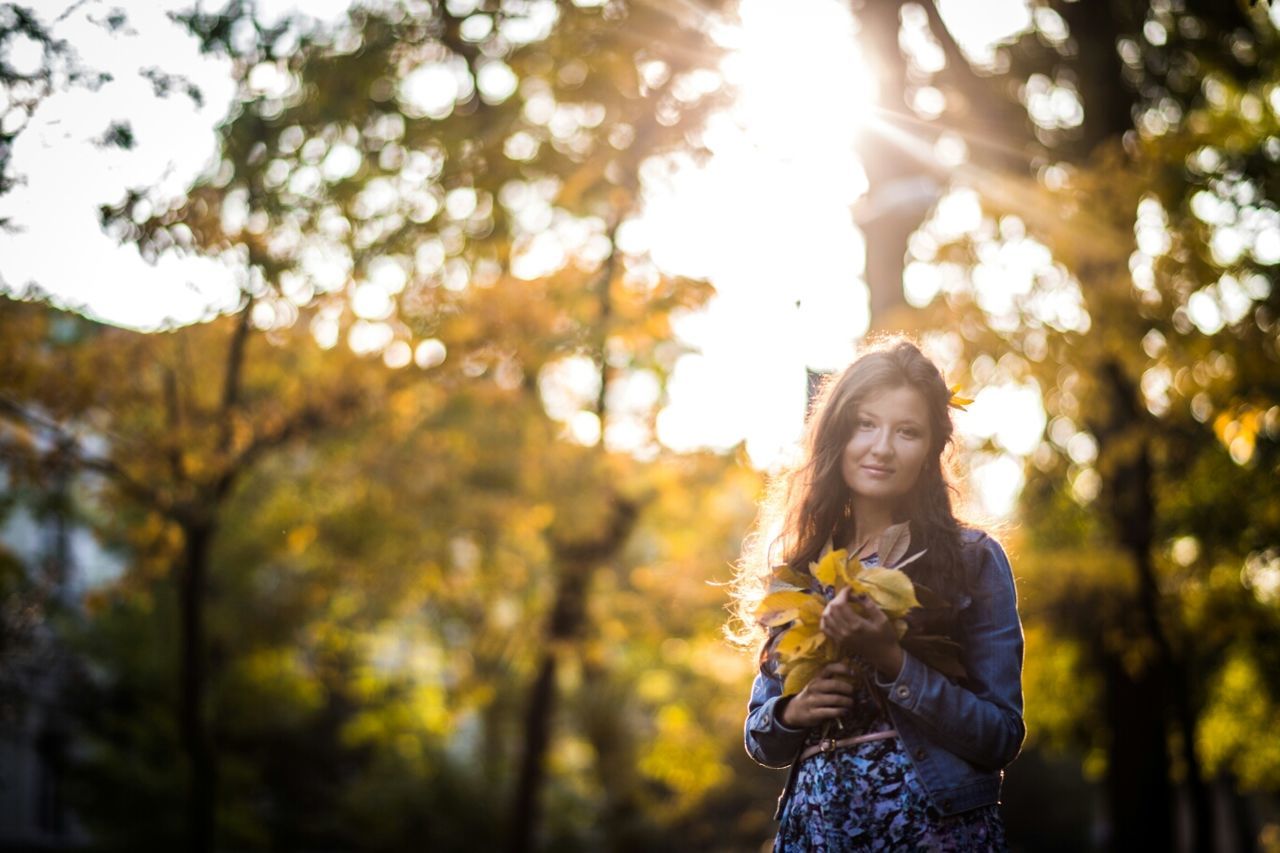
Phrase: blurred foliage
[{"left": 0, "top": 0, "right": 795, "bottom": 849}]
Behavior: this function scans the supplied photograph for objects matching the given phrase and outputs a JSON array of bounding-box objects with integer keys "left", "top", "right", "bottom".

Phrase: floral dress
[{"left": 774, "top": 557, "right": 1008, "bottom": 852}]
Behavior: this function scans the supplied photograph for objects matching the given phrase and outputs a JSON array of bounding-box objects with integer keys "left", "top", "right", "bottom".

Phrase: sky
[{"left": 1, "top": 0, "right": 1041, "bottom": 514}]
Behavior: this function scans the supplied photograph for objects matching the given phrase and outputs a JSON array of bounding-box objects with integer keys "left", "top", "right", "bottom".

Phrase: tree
[
  {"left": 126, "top": 2, "right": 734, "bottom": 847},
  {"left": 850, "top": 1, "right": 1280, "bottom": 847},
  {"left": 6, "top": 0, "right": 739, "bottom": 848},
  {"left": 0, "top": 296, "right": 400, "bottom": 849}
]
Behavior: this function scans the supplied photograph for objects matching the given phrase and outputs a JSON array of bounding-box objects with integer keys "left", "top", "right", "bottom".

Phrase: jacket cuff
[
  {"left": 874, "top": 649, "right": 927, "bottom": 713},
  {"left": 767, "top": 695, "right": 806, "bottom": 735},
  {"left": 747, "top": 695, "right": 807, "bottom": 766}
]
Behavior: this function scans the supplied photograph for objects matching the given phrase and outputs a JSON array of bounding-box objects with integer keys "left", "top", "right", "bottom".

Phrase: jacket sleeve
[
  {"left": 875, "top": 533, "right": 1026, "bottom": 770},
  {"left": 744, "top": 645, "right": 809, "bottom": 769}
]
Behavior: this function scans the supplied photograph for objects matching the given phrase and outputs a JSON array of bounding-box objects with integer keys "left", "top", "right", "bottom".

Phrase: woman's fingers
[
  {"left": 810, "top": 675, "right": 855, "bottom": 694},
  {"left": 808, "top": 703, "right": 853, "bottom": 720},
  {"left": 804, "top": 692, "right": 853, "bottom": 711}
]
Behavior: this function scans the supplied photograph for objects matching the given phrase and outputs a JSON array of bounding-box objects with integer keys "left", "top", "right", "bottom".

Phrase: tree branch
[
  {"left": 215, "top": 388, "right": 366, "bottom": 500},
  {"left": 217, "top": 294, "right": 254, "bottom": 458},
  {"left": 921, "top": 0, "right": 1031, "bottom": 170},
  {"left": 0, "top": 394, "right": 169, "bottom": 513},
  {"left": 163, "top": 364, "right": 188, "bottom": 482}
]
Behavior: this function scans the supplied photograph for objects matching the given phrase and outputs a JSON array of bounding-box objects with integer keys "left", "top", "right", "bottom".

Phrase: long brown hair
[{"left": 728, "top": 336, "right": 968, "bottom": 650}]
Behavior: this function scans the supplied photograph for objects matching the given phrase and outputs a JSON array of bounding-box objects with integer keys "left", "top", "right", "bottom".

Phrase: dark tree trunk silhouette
[
  {"left": 179, "top": 519, "right": 216, "bottom": 853},
  {"left": 1090, "top": 359, "right": 1212, "bottom": 851},
  {"left": 507, "top": 499, "right": 639, "bottom": 853}
]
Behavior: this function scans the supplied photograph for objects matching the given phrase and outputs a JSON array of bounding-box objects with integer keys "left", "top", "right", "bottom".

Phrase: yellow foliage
[
  {"left": 755, "top": 589, "right": 823, "bottom": 627},
  {"left": 782, "top": 654, "right": 832, "bottom": 697},
  {"left": 810, "top": 548, "right": 848, "bottom": 588},
  {"left": 760, "top": 527, "right": 926, "bottom": 695},
  {"left": 1198, "top": 651, "right": 1280, "bottom": 790},
  {"left": 638, "top": 703, "right": 728, "bottom": 803},
  {"left": 851, "top": 567, "right": 920, "bottom": 617},
  {"left": 286, "top": 524, "right": 317, "bottom": 555}
]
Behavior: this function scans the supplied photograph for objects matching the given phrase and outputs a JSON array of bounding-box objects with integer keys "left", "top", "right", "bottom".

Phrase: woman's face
[{"left": 840, "top": 384, "right": 933, "bottom": 511}]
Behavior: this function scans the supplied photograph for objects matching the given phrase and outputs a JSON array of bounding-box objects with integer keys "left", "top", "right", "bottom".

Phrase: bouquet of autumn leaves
[{"left": 756, "top": 522, "right": 965, "bottom": 696}]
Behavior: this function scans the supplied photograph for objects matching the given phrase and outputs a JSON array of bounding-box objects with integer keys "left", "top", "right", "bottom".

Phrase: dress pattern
[{"left": 775, "top": 732, "right": 1007, "bottom": 852}]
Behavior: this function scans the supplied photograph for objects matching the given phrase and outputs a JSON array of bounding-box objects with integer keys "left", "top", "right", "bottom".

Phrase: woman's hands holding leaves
[
  {"left": 778, "top": 662, "right": 858, "bottom": 728},
  {"left": 820, "top": 587, "right": 904, "bottom": 681}
]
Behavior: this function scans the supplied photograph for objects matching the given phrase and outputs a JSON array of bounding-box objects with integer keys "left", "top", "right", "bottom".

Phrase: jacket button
[
  {"left": 895, "top": 685, "right": 909, "bottom": 699},
  {"left": 914, "top": 748, "right": 926, "bottom": 760}
]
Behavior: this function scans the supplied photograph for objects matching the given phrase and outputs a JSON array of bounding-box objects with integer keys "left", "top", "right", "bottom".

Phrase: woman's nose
[{"left": 871, "top": 428, "right": 893, "bottom": 457}]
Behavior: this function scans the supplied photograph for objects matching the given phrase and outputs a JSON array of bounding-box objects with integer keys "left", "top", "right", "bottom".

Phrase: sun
[
  {"left": 641, "top": 0, "right": 880, "bottom": 467},
  {"left": 725, "top": 0, "right": 880, "bottom": 153}
]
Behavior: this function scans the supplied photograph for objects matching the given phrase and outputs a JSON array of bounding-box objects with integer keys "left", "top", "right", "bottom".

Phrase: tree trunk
[
  {"left": 509, "top": 650, "right": 560, "bottom": 853},
  {"left": 1093, "top": 361, "right": 1213, "bottom": 851},
  {"left": 507, "top": 499, "right": 638, "bottom": 853},
  {"left": 508, "top": 560, "right": 589, "bottom": 853},
  {"left": 1102, "top": 646, "right": 1172, "bottom": 851},
  {"left": 179, "top": 521, "right": 215, "bottom": 853}
]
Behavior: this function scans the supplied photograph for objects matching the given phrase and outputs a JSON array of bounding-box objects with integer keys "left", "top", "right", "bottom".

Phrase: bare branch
[
  {"left": 163, "top": 364, "right": 187, "bottom": 482},
  {"left": 217, "top": 295, "right": 255, "bottom": 457},
  {"left": 214, "top": 388, "right": 366, "bottom": 501},
  {"left": 0, "top": 394, "right": 169, "bottom": 513}
]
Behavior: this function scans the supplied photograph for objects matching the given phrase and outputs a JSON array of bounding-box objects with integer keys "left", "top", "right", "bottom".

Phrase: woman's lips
[{"left": 861, "top": 465, "right": 894, "bottom": 476}]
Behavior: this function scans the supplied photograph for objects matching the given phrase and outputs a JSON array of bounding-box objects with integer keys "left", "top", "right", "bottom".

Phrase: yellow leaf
[
  {"left": 800, "top": 630, "right": 831, "bottom": 658},
  {"left": 855, "top": 567, "right": 920, "bottom": 617},
  {"left": 948, "top": 385, "right": 973, "bottom": 410},
  {"left": 776, "top": 623, "right": 821, "bottom": 659},
  {"left": 771, "top": 563, "right": 813, "bottom": 590},
  {"left": 811, "top": 549, "right": 849, "bottom": 588},
  {"left": 760, "top": 608, "right": 801, "bottom": 628},
  {"left": 756, "top": 589, "right": 823, "bottom": 627},
  {"left": 757, "top": 589, "right": 819, "bottom": 617},
  {"left": 782, "top": 657, "right": 825, "bottom": 696}
]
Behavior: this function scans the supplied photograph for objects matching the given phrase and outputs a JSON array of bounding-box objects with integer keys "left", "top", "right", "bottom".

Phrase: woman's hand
[
  {"left": 820, "top": 587, "right": 905, "bottom": 680},
  {"left": 777, "top": 662, "right": 858, "bottom": 728}
]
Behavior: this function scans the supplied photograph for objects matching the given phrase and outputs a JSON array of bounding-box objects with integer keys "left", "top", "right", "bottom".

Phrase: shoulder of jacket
[{"left": 958, "top": 528, "right": 1011, "bottom": 576}]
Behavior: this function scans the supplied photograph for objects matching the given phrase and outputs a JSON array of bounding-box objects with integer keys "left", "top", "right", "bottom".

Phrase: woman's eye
[
  {"left": 899, "top": 428, "right": 920, "bottom": 439},
  {"left": 857, "top": 419, "right": 874, "bottom": 430}
]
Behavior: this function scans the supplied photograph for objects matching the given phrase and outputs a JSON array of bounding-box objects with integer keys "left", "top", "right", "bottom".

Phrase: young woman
[{"left": 733, "top": 339, "right": 1024, "bottom": 851}]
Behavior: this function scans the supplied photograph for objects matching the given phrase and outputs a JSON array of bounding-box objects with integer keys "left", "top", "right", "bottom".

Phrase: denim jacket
[{"left": 743, "top": 529, "right": 1025, "bottom": 819}]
